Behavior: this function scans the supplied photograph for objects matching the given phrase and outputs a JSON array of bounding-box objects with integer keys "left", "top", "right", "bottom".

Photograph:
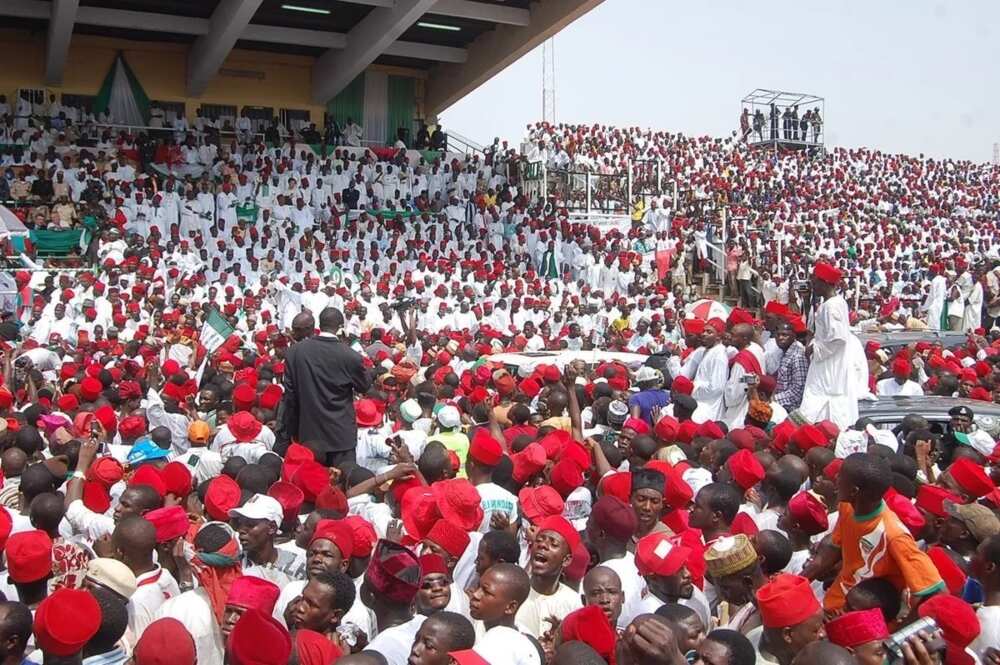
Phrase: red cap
[
  {"left": 134, "top": 618, "right": 196, "bottom": 665},
  {"left": 948, "top": 458, "right": 994, "bottom": 498},
  {"left": 226, "top": 576, "right": 281, "bottom": 615},
  {"left": 550, "top": 458, "right": 585, "bottom": 498},
  {"left": 697, "top": 421, "right": 724, "bottom": 440},
  {"left": 813, "top": 261, "right": 843, "bottom": 284},
  {"left": 792, "top": 424, "right": 828, "bottom": 452},
  {"left": 449, "top": 650, "right": 490, "bottom": 665},
  {"left": 6, "top": 530, "right": 53, "bottom": 583},
  {"left": 654, "top": 415, "right": 680, "bottom": 441},
  {"left": 310, "top": 519, "right": 356, "bottom": 559},
  {"left": 431, "top": 479, "right": 483, "bottom": 532},
  {"left": 228, "top": 411, "right": 263, "bottom": 443},
  {"left": 469, "top": 428, "right": 503, "bottom": 466},
  {"left": 425, "top": 520, "right": 471, "bottom": 559},
  {"left": 33, "top": 588, "right": 101, "bottom": 656},
  {"left": 268, "top": 481, "right": 305, "bottom": 522},
  {"left": 342, "top": 516, "right": 377, "bottom": 558},
  {"left": 228, "top": 609, "right": 292, "bottom": 665},
  {"left": 294, "top": 629, "right": 342, "bottom": 665},
  {"left": 635, "top": 533, "right": 691, "bottom": 577},
  {"left": 536, "top": 515, "right": 581, "bottom": 551},
  {"left": 917, "top": 485, "right": 965, "bottom": 520},
  {"left": 144, "top": 506, "right": 190, "bottom": 543},
  {"left": 787, "top": 491, "right": 829, "bottom": 535},
  {"left": 670, "top": 376, "right": 694, "bottom": 396},
  {"left": 917, "top": 594, "right": 980, "bottom": 661},
  {"left": 756, "top": 573, "right": 821, "bottom": 628},
  {"left": 511, "top": 443, "right": 546, "bottom": 483},
  {"left": 726, "top": 449, "right": 765, "bottom": 490},
  {"left": 130, "top": 465, "right": 166, "bottom": 498},
  {"left": 927, "top": 546, "right": 967, "bottom": 596},
  {"left": 518, "top": 486, "right": 564, "bottom": 523},
  {"left": 291, "top": 461, "right": 330, "bottom": 503},
  {"left": 161, "top": 461, "right": 193, "bottom": 497},
  {"left": 560, "top": 605, "right": 616, "bottom": 663},
  {"left": 205, "top": 476, "right": 242, "bottom": 521},
  {"left": 825, "top": 608, "right": 889, "bottom": 648}
]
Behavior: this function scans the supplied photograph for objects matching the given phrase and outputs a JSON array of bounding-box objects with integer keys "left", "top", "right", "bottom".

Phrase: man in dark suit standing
[{"left": 279, "top": 307, "right": 371, "bottom": 466}]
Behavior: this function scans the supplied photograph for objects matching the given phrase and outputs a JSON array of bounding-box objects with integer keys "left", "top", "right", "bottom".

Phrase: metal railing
[{"left": 445, "top": 130, "right": 485, "bottom": 156}]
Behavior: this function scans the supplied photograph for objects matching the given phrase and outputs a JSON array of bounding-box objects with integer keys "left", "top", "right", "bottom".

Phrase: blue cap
[{"left": 127, "top": 438, "right": 169, "bottom": 466}]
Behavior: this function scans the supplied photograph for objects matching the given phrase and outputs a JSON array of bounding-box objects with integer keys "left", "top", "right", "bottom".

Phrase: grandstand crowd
[{"left": 0, "top": 98, "right": 995, "bottom": 665}]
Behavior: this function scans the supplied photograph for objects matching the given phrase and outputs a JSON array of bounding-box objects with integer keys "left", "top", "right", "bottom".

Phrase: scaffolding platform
[{"left": 740, "top": 89, "right": 825, "bottom": 151}]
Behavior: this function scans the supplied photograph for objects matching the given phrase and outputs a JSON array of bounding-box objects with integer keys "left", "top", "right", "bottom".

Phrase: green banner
[{"left": 30, "top": 229, "right": 89, "bottom": 256}]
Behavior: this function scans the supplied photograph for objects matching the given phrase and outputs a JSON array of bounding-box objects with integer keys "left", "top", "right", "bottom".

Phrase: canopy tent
[
  {"left": 92, "top": 53, "right": 151, "bottom": 127},
  {"left": 0, "top": 206, "right": 29, "bottom": 240}
]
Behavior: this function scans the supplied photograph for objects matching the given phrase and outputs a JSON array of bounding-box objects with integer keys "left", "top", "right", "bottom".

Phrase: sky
[{"left": 439, "top": 0, "right": 999, "bottom": 163}]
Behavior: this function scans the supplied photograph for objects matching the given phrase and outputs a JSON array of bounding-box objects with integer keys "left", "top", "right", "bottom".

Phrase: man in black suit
[{"left": 279, "top": 307, "right": 371, "bottom": 466}]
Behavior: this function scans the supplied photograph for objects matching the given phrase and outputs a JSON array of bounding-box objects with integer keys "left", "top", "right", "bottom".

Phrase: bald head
[
  {"left": 113, "top": 515, "right": 157, "bottom": 559},
  {"left": 583, "top": 565, "right": 622, "bottom": 592},
  {"left": 486, "top": 562, "right": 531, "bottom": 605},
  {"left": 790, "top": 641, "right": 856, "bottom": 665},
  {"left": 291, "top": 311, "right": 315, "bottom": 340},
  {"left": 28, "top": 492, "right": 64, "bottom": 536},
  {"left": 731, "top": 323, "right": 754, "bottom": 346},
  {"left": 1, "top": 448, "right": 27, "bottom": 478}
]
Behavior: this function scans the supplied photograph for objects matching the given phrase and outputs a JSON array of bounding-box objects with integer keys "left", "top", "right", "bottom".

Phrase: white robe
[
  {"left": 692, "top": 344, "right": 728, "bottom": 423},
  {"left": 798, "top": 294, "right": 865, "bottom": 429},
  {"left": 723, "top": 342, "right": 766, "bottom": 429},
  {"left": 924, "top": 275, "right": 947, "bottom": 330},
  {"left": 964, "top": 281, "right": 983, "bottom": 332},
  {"left": 876, "top": 378, "right": 924, "bottom": 397}
]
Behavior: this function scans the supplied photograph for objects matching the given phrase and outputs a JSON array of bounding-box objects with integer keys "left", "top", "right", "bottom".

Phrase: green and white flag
[
  {"left": 327, "top": 265, "right": 344, "bottom": 287},
  {"left": 201, "top": 308, "right": 235, "bottom": 354}
]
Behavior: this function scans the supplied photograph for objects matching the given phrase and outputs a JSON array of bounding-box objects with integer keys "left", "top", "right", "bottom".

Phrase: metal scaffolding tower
[{"left": 542, "top": 37, "right": 555, "bottom": 124}]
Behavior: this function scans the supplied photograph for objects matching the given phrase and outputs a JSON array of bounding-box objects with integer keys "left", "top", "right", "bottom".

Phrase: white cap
[
  {"left": 229, "top": 494, "right": 284, "bottom": 525},
  {"left": 967, "top": 430, "right": 995, "bottom": 457},
  {"left": 400, "top": 399, "right": 422, "bottom": 423},
  {"left": 635, "top": 366, "right": 662, "bottom": 385},
  {"left": 437, "top": 405, "right": 461, "bottom": 429}
]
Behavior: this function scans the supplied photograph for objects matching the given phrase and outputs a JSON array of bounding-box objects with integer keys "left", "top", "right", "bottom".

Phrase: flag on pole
[{"left": 201, "top": 308, "right": 235, "bottom": 354}]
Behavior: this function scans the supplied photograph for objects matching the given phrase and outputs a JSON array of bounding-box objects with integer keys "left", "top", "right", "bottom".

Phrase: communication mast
[
  {"left": 542, "top": 37, "right": 556, "bottom": 123},
  {"left": 993, "top": 142, "right": 999, "bottom": 166}
]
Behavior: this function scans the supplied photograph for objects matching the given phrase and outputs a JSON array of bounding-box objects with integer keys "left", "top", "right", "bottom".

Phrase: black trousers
[{"left": 324, "top": 448, "right": 357, "bottom": 468}]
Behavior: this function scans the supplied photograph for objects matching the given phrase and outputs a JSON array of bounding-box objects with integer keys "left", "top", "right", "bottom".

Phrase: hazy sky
[{"left": 439, "top": 0, "right": 999, "bottom": 163}]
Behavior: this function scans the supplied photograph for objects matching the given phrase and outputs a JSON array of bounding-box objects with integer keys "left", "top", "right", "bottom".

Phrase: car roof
[
  {"left": 854, "top": 330, "right": 968, "bottom": 349},
  {"left": 859, "top": 396, "right": 1000, "bottom": 425}
]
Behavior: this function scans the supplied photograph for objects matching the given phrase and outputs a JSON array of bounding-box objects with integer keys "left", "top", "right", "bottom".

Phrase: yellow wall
[{"left": 0, "top": 29, "right": 426, "bottom": 125}]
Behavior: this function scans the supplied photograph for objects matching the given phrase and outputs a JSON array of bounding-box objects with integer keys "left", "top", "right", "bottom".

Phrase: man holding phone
[{"left": 723, "top": 323, "right": 765, "bottom": 429}]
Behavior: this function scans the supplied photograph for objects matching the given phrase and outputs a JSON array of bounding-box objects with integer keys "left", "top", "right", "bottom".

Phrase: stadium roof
[{"left": 1, "top": 0, "right": 604, "bottom": 112}]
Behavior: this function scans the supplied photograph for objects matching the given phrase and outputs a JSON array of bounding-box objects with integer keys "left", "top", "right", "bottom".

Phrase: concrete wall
[{"left": 0, "top": 29, "right": 425, "bottom": 126}]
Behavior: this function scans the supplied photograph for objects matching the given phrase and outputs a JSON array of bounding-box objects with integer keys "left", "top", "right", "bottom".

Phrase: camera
[
  {"left": 391, "top": 298, "right": 416, "bottom": 311},
  {"left": 883, "top": 617, "right": 946, "bottom": 662}
]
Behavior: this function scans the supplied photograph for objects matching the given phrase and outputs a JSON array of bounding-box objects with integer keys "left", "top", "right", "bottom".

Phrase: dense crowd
[{"left": 0, "top": 99, "right": 997, "bottom": 665}]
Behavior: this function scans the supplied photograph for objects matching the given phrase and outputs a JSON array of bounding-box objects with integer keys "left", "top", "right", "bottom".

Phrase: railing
[{"left": 445, "top": 130, "right": 485, "bottom": 156}]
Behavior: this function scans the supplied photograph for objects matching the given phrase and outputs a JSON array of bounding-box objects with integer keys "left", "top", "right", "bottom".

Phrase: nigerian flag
[
  {"left": 201, "top": 308, "right": 235, "bottom": 354},
  {"left": 93, "top": 53, "right": 151, "bottom": 126}
]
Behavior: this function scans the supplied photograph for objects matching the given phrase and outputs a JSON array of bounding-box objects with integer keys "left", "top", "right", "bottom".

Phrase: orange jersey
[{"left": 825, "top": 501, "right": 944, "bottom": 611}]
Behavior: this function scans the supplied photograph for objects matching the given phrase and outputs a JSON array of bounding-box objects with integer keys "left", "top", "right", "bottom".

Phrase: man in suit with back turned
[{"left": 279, "top": 306, "right": 371, "bottom": 466}]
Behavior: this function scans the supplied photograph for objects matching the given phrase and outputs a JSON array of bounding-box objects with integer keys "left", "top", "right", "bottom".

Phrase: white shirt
[
  {"left": 477, "top": 482, "right": 518, "bottom": 533},
  {"left": 366, "top": 615, "right": 426, "bottom": 665},
  {"left": 514, "top": 583, "right": 582, "bottom": 638},
  {"left": 876, "top": 378, "right": 924, "bottom": 397},
  {"left": 129, "top": 566, "right": 181, "bottom": 642},
  {"left": 153, "top": 588, "right": 224, "bottom": 665},
  {"left": 475, "top": 625, "right": 541, "bottom": 665},
  {"left": 971, "top": 605, "right": 1000, "bottom": 660},
  {"left": 65, "top": 498, "right": 115, "bottom": 541}
]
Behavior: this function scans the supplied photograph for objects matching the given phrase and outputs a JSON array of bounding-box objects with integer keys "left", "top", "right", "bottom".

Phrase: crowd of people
[{"left": 0, "top": 97, "right": 996, "bottom": 665}]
